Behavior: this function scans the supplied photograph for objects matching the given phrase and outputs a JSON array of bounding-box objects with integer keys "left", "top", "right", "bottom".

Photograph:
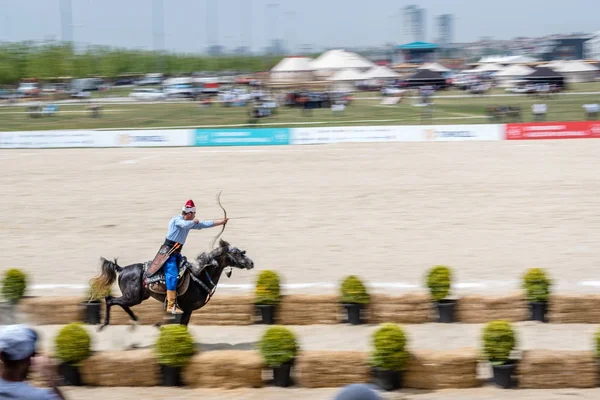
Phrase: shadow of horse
[{"left": 126, "top": 341, "right": 260, "bottom": 352}]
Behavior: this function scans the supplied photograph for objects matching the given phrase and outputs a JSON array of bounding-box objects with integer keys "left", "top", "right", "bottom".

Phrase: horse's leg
[
  {"left": 100, "top": 295, "right": 141, "bottom": 331},
  {"left": 179, "top": 310, "right": 192, "bottom": 327}
]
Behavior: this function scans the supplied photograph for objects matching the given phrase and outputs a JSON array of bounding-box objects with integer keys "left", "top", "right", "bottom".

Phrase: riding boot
[{"left": 166, "top": 290, "right": 183, "bottom": 314}]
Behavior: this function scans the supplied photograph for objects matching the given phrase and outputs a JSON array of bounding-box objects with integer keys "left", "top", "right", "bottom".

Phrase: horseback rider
[{"left": 155, "top": 199, "right": 228, "bottom": 315}]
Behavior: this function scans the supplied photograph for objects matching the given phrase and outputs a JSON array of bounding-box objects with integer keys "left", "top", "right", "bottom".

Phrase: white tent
[
  {"left": 493, "top": 64, "right": 535, "bottom": 87},
  {"left": 362, "top": 65, "right": 400, "bottom": 79},
  {"left": 311, "top": 49, "right": 376, "bottom": 79},
  {"left": 474, "top": 63, "right": 503, "bottom": 73},
  {"left": 419, "top": 62, "right": 450, "bottom": 73},
  {"left": 327, "top": 68, "right": 366, "bottom": 81},
  {"left": 269, "top": 56, "right": 315, "bottom": 83},
  {"left": 478, "top": 55, "right": 537, "bottom": 64},
  {"left": 544, "top": 60, "right": 599, "bottom": 83}
]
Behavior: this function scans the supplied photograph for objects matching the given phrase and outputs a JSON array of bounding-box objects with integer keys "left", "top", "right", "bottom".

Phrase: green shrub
[
  {"left": 154, "top": 325, "right": 196, "bottom": 368},
  {"left": 259, "top": 326, "right": 299, "bottom": 368},
  {"left": 86, "top": 279, "right": 113, "bottom": 302},
  {"left": 522, "top": 268, "right": 552, "bottom": 303},
  {"left": 55, "top": 323, "right": 92, "bottom": 365},
  {"left": 370, "top": 323, "right": 409, "bottom": 371},
  {"left": 340, "top": 275, "right": 370, "bottom": 305},
  {"left": 255, "top": 270, "right": 281, "bottom": 306},
  {"left": 426, "top": 265, "right": 452, "bottom": 302},
  {"left": 1, "top": 268, "right": 28, "bottom": 304},
  {"left": 482, "top": 320, "right": 516, "bottom": 366},
  {"left": 595, "top": 329, "right": 600, "bottom": 359}
]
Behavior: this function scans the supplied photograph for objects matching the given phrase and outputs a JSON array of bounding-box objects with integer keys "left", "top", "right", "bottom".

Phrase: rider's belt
[{"left": 164, "top": 239, "right": 183, "bottom": 254}]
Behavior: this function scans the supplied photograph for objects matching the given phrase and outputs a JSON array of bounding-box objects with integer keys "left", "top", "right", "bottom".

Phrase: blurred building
[
  {"left": 437, "top": 14, "right": 453, "bottom": 48},
  {"left": 585, "top": 32, "right": 600, "bottom": 60},
  {"left": 397, "top": 42, "right": 439, "bottom": 64},
  {"left": 539, "top": 37, "right": 590, "bottom": 61},
  {"left": 404, "top": 5, "right": 426, "bottom": 43}
]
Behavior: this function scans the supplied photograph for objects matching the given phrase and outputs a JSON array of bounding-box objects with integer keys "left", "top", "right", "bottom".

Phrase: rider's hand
[
  {"left": 193, "top": 218, "right": 199, "bottom": 224},
  {"left": 223, "top": 217, "right": 229, "bottom": 224}
]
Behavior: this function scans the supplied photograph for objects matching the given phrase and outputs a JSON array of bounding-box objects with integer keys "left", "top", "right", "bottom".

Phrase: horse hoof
[{"left": 129, "top": 320, "right": 139, "bottom": 331}]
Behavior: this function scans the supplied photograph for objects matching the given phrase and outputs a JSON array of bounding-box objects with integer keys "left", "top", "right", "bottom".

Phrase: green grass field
[{"left": 1, "top": 84, "right": 599, "bottom": 132}]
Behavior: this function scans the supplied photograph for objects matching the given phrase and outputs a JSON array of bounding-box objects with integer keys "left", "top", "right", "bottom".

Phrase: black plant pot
[
  {"left": 343, "top": 303, "right": 365, "bottom": 325},
  {"left": 491, "top": 361, "right": 518, "bottom": 389},
  {"left": 256, "top": 304, "right": 276, "bottom": 325},
  {"left": 272, "top": 361, "right": 293, "bottom": 387},
  {"left": 58, "top": 363, "right": 83, "bottom": 386},
  {"left": 372, "top": 367, "right": 402, "bottom": 391},
  {"left": 436, "top": 299, "right": 457, "bottom": 323},
  {"left": 529, "top": 301, "right": 548, "bottom": 323},
  {"left": 160, "top": 365, "right": 183, "bottom": 387},
  {"left": 82, "top": 301, "right": 102, "bottom": 325}
]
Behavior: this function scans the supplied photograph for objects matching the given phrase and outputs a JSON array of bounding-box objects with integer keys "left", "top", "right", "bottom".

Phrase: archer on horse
[
  {"left": 146, "top": 199, "right": 228, "bottom": 315},
  {"left": 90, "top": 193, "right": 253, "bottom": 329}
]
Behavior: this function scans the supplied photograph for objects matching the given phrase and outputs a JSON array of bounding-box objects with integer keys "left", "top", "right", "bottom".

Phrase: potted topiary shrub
[
  {"left": 340, "top": 275, "right": 370, "bottom": 325},
  {"left": 522, "top": 268, "right": 552, "bottom": 323},
  {"left": 254, "top": 270, "right": 281, "bottom": 324},
  {"left": 482, "top": 320, "right": 517, "bottom": 389},
  {"left": 259, "top": 326, "right": 299, "bottom": 387},
  {"left": 1, "top": 268, "right": 28, "bottom": 324},
  {"left": 426, "top": 265, "right": 456, "bottom": 323},
  {"left": 370, "top": 323, "right": 409, "bottom": 391},
  {"left": 55, "top": 323, "right": 92, "bottom": 386},
  {"left": 82, "top": 280, "right": 112, "bottom": 325},
  {"left": 154, "top": 325, "right": 195, "bottom": 386}
]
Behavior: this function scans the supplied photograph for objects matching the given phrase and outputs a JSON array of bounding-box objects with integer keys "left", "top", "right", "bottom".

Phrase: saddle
[{"left": 143, "top": 256, "right": 191, "bottom": 296}]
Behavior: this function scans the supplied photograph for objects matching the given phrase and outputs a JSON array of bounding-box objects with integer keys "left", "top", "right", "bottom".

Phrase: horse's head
[{"left": 217, "top": 239, "right": 254, "bottom": 270}]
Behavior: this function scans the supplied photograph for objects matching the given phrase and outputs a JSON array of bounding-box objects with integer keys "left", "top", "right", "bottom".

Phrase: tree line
[{"left": 0, "top": 41, "right": 289, "bottom": 85}]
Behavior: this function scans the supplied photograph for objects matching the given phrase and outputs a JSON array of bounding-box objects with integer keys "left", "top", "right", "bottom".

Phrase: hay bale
[
  {"left": 204, "top": 295, "right": 253, "bottom": 306},
  {"left": 18, "top": 297, "right": 85, "bottom": 325},
  {"left": 296, "top": 351, "right": 370, "bottom": 388},
  {"left": 457, "top": 294, "right": 527, "bottom": 323},
  {"left": 278, "top": 295, "right": 339, "bottom": 325},
  {"left": 196, "top": 304, "right": 253, "bottom": 314},
  {"left": 183, "top": 351, "right": 263, "bottom": 389},
  {"left": 370, "top": 294, "right": 434, "bottom": 324},
  {"left": 189, "top": 312, "right": 252, "bottom": 325},
  {"left": 518, "top": 350, "right": 597, "bottom": 388},
  {"left": 548, "top": 295, "right": 600, "bottom": 323},
  {"left": 79, "top": 350, "right": 160, "bottom": 386},
  {"left": 404, "top": 349, "right": 480, "bottom": 390}
]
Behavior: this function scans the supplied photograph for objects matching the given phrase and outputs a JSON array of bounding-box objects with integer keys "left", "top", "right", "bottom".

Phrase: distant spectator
[
  {"left": 0, "top": 325, "right": 65, "bottom": 399},
  {"left": 333, "top": 383, "right": 382, "bottom": 400}
]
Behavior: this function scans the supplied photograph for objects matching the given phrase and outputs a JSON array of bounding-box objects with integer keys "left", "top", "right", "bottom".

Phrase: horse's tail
[{"left": 89, "top": 257, "right": 122, "bottom": 297}]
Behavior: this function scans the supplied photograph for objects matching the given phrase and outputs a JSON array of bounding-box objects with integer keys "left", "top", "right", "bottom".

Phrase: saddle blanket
[{"left": 143, "top": 256, "right": 190, "bottom": 285}]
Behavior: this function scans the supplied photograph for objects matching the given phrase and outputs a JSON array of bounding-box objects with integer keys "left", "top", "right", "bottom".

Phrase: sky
[{"left": 0, "top": 0, "right": 599, "bottom": 54}]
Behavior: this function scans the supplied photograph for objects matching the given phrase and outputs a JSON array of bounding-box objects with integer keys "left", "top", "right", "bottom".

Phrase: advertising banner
[
  {"left": 290, "top": 124, "right": 503, "bottom": 145},
  {"left": 195, "top": 128, "right": 290, "bottom": 146},
  {"left": 0, "top": 130, "right": 95, "bottom": 148},
  {"left": 0, "top": 129, "right": 194, "bottom": 149},
  {"left": 418, "top": 124, "right": 504, "bottom": 141},
  {"left": 504, "top": 121, "right": 600, "bottom": 140},
  {"left": 103, "top": 130, "right": 192, "bottom": 147},
  {"left": 290, "top": 126, "right": 420, "bottom": 145}
]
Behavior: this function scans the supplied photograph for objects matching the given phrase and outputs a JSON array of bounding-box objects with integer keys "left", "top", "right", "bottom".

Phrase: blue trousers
[{"left": 164, "top": 253, "right": 182, "bottom": 291}]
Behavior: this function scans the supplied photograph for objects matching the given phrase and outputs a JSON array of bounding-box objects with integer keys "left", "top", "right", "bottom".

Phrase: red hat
[{"left": 183, "top": 199, "right": 196, "bottom": 213}]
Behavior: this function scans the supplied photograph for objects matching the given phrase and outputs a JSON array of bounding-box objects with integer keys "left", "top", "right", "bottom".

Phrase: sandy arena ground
[
  {"left": 28, "top": 322, "right": 600, "bottom": 354},
  {"left": 57, "top": 387, "right": 600, "bottom": 400},
  {"left": 4, "top": 140, "right": 600, "bottom": 399},
  {"left": 2, "top": 140, "right": 600, "bottom": 296}
]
